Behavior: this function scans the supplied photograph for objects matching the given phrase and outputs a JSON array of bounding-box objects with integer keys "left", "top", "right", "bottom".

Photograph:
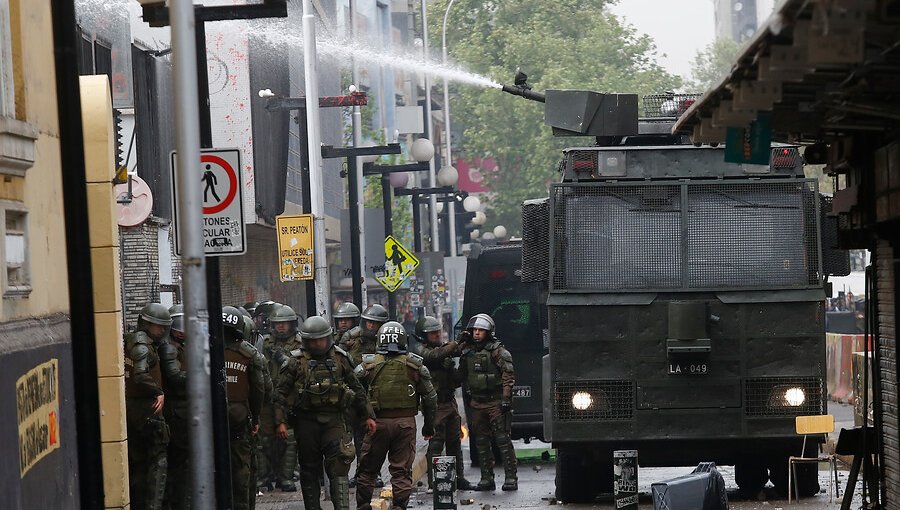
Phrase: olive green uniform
[
  {"left": 259, "top": 332, "right": 302, "bottom": 488},
  {"left": 158, "top": 337, "right": 190, "bottom": 510},
  {"left": 459, "top": 339, "right": 517, "bottom": 488},
  {"left": 125, "top": 331, "right": 170, "bottom": 510},
  {"left": 275, "top": 345, "right": 374, "bottom": 510},
  {"left": 225, "top": 339, "right": 269, "bottom": 510},
  {"left": 417, "top": 339, "right": 469, "bottom": 487},
  {"left": 339, "top": 326, "right": 379, "bottom": 471},
  {"left": 355, "top": 352, "right": 437, "bottom": 510}
]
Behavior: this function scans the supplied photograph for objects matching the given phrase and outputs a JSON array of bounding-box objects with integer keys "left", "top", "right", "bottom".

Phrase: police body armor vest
[
  {"left": 124, "top": 331, "right": 163, "bottom": 398},
  {"left": 366, "top": 354, "right": 420, "bottom": 412},
  {"left": 224, "top": 344, "right": 251, "bottom": 403},
  {"left": 465, "top": 345, "right": 503, "bottom": 402},
  {"left": 295, "top": 349, "right": 350, "bottom": 412}
]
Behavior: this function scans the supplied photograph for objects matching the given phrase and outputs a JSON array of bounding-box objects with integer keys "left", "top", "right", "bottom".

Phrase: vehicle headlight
[
  {"left": 784, "top": 387, "right": 806, "bottom": 406},
  {"left": 572, "top": 391, "right": 593, "bottom": 410}
]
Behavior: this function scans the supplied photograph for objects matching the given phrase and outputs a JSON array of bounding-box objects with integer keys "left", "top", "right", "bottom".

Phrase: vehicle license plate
[
  {"left": 512, "top": 385, "right": 532, "bottom": 397},
  {"left": 667, "top": 361, "right": 709, "bottom": 375}
]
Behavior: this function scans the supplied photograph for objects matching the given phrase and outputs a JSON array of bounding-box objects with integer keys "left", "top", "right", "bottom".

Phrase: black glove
[
  {"left": 501, "top": 400, "right": 512, "bottom": 413},
  {"left": 457, "top": 331, "right": 473, "bottom": 345},
  {"left": 271, "top": 349, "right": 287, "bottom": 366},
  {"left": 422, "top": 425, "right": 435, "bottom": 437}
]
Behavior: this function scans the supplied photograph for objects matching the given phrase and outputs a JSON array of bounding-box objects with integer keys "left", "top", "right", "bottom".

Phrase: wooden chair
[{"left": 788, "top": 414, "right": 839, "bottom": 503}]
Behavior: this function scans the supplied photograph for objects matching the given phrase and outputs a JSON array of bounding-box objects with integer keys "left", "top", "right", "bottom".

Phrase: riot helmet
[
  {"left": 237, "top": 306, "right": 251, "bottom": 318},
  {"left": 222, "top": 306, "right": 245, "bottom": 341},
  {"left": 138, "top": 303, "right": 173, "bottom": 341},
  {"left": 376, "top": 321, "right": 408, "bottom": 354},
  {"left": 241, "top": 315, "right": 256, "bottom": 343},
  {"left": 269, "top": 304, "right": 299, "bottom": 340},
  {"left": 243, "top": 301, "right": 260, "bottom": 316},
  {"left": 466, "top": 313, "right": 495, "bottom": 344},
  {"left": 253, "top": 300, "right": 277, "bottom": 329},
  {"left": 360, "top": 304, "right": 389, "bottom": 339},
  {"left": 299, "top": 316, "right": 334, "bottom": 355},
  {"left": 415, "top": 315, "right": 442, "bottom": 345},
  {"left": 333, "top": 302, "right": 361, "bottom": 335},
  {"left": 168, "top": 304, "right": 185, "bottom": 340}
]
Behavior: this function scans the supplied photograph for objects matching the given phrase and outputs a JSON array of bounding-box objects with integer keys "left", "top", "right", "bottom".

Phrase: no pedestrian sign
[
  {"left": 171, "top": 148, "right": 246, "bottom": 256},
  {"left": 276, "top": 214, "right": 314, "bottom": 282},
  {"left": 375, "top": 235, "right": 419, "bottom": 292}
]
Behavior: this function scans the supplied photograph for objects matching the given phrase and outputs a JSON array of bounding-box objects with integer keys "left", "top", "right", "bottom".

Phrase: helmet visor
[
  {"left": 468, "top": 316, "right": 493, "bottom": 331},
  {"left": 171, "top": 315, "right": 185, "bottom": 334}
]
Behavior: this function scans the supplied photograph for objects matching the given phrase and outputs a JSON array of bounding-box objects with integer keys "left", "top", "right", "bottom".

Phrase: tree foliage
[
  {"left": 686, "top": 38, "right": 740, "bottom": 92},
  {"left": 429, "top": 0, "right": 681, "bottom": 235}
]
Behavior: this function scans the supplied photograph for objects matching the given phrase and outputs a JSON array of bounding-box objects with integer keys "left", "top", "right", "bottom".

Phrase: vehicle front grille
[{"left": 521, "top": 198, "right": 549, "bottom": 283}]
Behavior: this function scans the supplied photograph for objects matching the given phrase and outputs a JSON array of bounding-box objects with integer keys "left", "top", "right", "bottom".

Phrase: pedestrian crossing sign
[{"left": 375, "top": 236, "right": 419, "bottom": 292}]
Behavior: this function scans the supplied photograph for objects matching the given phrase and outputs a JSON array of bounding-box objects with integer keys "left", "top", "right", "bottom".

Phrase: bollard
[
  {"left": 614, "top": 450, "right": 639, "bottom": 509},
  {"left": 433, "top": 456, "right": 457, "bottom": 510}
]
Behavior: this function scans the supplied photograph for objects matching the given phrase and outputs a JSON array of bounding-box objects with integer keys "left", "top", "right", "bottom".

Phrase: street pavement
[{"left": 257, "top": 403, "right": 862, "bottom": 510}]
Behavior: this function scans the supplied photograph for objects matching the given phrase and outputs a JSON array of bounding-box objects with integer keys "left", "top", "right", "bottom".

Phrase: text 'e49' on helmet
[{"left": 222, "top": 306, "right": 245, "bottom": 340}]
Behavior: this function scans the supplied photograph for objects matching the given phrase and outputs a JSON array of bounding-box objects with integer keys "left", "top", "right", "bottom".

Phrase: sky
[{"left": 608, "top": 0, "right": 717, "bottom": 82}]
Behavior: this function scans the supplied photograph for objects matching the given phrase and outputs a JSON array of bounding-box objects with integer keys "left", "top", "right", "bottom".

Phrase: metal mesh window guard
[
  {"left": 642, "top": 94, "right": 701, "bottom": 118},
  {"left": 550, "top": 179, "right": 821, "bottom": 292}
]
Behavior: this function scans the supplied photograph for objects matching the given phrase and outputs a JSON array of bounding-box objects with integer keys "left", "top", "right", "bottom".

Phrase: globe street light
[
  {"left": 437, "top": 165, "right": 459, "bottom": 187},
  {"left": 463, "top": 195, "right": 481, "bottom": 213},
  {"left": 493, "top": 225, "right": 508, "bottom": 239},
  {"left": 473, "top": 211, "right": 486, "bottom": 225}
]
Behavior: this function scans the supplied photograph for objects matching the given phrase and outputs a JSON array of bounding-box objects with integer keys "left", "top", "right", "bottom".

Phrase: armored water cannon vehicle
[{"left": 495, "top": 72, "right": 849, "bottom": 503}]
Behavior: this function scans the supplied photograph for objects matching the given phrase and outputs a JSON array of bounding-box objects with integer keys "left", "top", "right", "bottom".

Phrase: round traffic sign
[{"left": 201, "top": 154, "right": 238, "bottom": 214}]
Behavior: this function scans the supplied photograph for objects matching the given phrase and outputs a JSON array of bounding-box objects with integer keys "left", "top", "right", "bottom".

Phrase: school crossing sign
[
  {"left": 375, "top": 236, "right": 419, "bottom": 292},
  {"left": 171, "top": 148, "right": 246, "bottom": 256}
]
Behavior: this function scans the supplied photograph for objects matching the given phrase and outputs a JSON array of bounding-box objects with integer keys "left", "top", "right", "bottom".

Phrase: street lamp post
[
  {"left": 441, "top": 0, "right": 459, "bottom": 256},
  {"left": 420, "top": 0, "right": 440, "bottom": 252}
]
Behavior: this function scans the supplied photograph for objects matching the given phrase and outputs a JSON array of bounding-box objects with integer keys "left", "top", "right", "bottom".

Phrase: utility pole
[
  {"left": 169, "top": 1, "right": 215, "bottom": 507},
  {"left": 349, "top": 0, "right": 368, "bottom": 309},
  {"left": 302, "top": 0, "right": 332, "bottom": 321}
]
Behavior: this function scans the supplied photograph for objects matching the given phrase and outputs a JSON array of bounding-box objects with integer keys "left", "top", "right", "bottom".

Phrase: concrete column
[{"left": 80, "top": 75, "right": 129, "bottom": 510}]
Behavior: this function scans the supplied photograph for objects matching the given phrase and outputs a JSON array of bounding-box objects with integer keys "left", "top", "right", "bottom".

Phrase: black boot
[
  {"left": 457, "top": 477, "right": 476, "bottom": 490},
  {"left": 501, "top": 479, "right": 518, "bottom": 491},
  {"left": 375, "top": 475, "right": 385, "bottom": 488},
  {"left": 330, "top": 476, "right": 351, "bottom": 510},
  {"left": 300, "top": 480, "right": 323, "bottom": 510},
  {"left": 474, "top": 478, "right": 495, "bottom": 491}
]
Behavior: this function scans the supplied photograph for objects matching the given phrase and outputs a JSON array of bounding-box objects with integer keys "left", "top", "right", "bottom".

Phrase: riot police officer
[
  {"left": 355, "top": 321, "right": 437, "bottom": 510},
  {"left": 275, "top": 316, "right": 376, "bottom": 510},
  {"left": 243, "top": 313, "right": 273, "bottom": 510},
  {"left": 415, "top": 316, "right": 475, "bottom": 491},
  {"left": 222, "top": 306, "right": 270, "bottom": 510},
  {"left": 160, "top": 304, "right": 190, "bottom": 510},
  {"left": 125, "top": 303, "right": 172, "bottom": 510},
  {"left": 339, "top": 304, "right": 389, "bottom": 487},
  {"left": 340, "top": 304, "right": 388, "bottom": 366},
  {"left": 333, "top": 302, "right": 361, "bottom": 342},
  {"left": 259, "top": 304, "right": 302, "bottom": 491},
  {"left": 458, "top": 314, "right": 517, "bottom": 491}
]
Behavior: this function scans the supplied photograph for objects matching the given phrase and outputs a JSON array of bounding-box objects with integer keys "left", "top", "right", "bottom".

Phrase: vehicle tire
[
  {"left": 734, "top": 461, "right": 768, "bottom": 494},
  {"left": 769, "top": 457, "right": 820, "bottom": 497},
  {"left": 555, "top": 449, "right": 607, "bottom": 503}
]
